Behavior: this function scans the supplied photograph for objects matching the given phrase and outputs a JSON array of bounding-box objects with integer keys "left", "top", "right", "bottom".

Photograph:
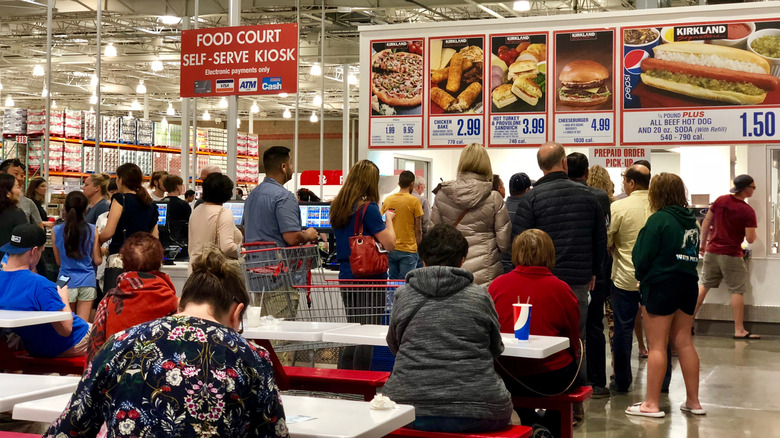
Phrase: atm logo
[
  {"left": 262, "top": 77, "right": 283, "bottom": 91},
  {"left": 239, "top": 78, "right": 258, "bottom": 92},
  {"left": 216, "top": 79, "right": 234, "bottom": 92}
]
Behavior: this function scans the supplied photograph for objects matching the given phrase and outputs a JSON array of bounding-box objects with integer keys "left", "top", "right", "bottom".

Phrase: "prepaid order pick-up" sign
[{"left": 180, "top": 23, "right": 298, "bottom": 97}]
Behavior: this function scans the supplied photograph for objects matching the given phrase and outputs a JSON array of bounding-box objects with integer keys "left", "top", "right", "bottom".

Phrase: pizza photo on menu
[{"left": 371, "top": 40, "right": 424, "bottom": 116}]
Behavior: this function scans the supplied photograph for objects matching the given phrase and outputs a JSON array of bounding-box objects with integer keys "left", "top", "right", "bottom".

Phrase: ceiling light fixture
[
  {"left": 279, "top": 92, "right": 288, "bottom": 98},
  {"left": 151, "top": 59, "right": 164, "bottom": 72},
  {"left": 33, "top": 65, "right": 44, "bottom": 77},
  {"left": 250, "top": 101, "right": 259, "bottom": 114},
  {"left": 513, "top": 0, "right": 531, "bottom": 11},
  {"left": 89, "top": 106, "right": 94, "bottom": 112},
  {"left": 159, "top": 16, "right": 181, "bottom": 25},
  {"left": 310, "top": 111, "right": 318, "bottom": 123},
  {"left": 51, "top": 100, "right": 57, "bottom": 108},
  {"left": 4, "top": 96, "right": 13, "bottom": 107},
  {"left": 202, "top": 110, "right": 211, "bottom": 121},
  {"left": 161, "top": 117, "right": 168, "bottom": 126},
  {"left": 237, "top": 119, "right": 241, "bottom": 129},
  {"left": 313, "top": 94, "right": 322, "bottom": 106},
  {"left": 90, "top": 74, "right": 98, "bottom": 88},
  {"left": 105, "top": 43, "right": 117, "bottom": 57},
  {"left": 283, "top": 108, "right": 291, "bottom": 119},
  {"left": 166, "top": 102, "right": 175, "bottom": 115},
  {"left": 41, "top": 87, "right": 48, "bottom": 97},
  {"left": 136, "top": 79, "right": 147, "bottom": 94},
  {"left": 0, "top": 81, "right": 3, "bottom": 91},
  {"left": 348, "top": 74, "right": 358, "bottom": 85},
  {"left": 310, "top": 63, "right": 322, "bottom": 76},
  {"left": 90, "top": 93, "right": 98, "bottom": 105},
  {"left": 131, "top": 99, "right": 141, "bottom": 110},
  {"left": 219, "top": 96, "right": 228, "bottom": 108}
]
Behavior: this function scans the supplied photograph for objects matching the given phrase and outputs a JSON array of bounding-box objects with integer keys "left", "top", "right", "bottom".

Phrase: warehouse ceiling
[{"left": 0, "top": 0, "right": 714, "bottom": 121}]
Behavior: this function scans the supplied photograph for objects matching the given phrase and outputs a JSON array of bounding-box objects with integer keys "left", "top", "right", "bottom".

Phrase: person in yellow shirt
[{"left": 382, "top": 170, "right": 424, "bottom": 280}]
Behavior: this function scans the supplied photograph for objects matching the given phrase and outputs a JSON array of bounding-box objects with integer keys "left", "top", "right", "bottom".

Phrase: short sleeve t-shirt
[
  {"left": 243, "top": 177, "right": 302, "bottom": 246},
  {"left": 108, "top": 193, "right": 159, "bottom": 255},
  {"left": 165, "top": 196, "right": 192, "bottom": 223},
  {"left": 84, "top": 198, "right": 110, "bottom": 225},
  {"left": 381, "top": 193, "right": 423, "bottom": 253},
  {"left": 706, "top": 194, "right": 757, "bottom": 258},
  {"left": 0, "top": 269, "right": 89, "bottom": 357},
  {"left": 334, "top": 202, "right": 387, "bottom": 279}
]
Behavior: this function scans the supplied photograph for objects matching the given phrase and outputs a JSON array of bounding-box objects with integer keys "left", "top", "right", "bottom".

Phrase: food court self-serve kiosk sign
[
  {"left": 180, "top": 23, "right": 298, "bottom": 97},
  {"left": 359, "top": 3, "right": 780, "bottom": 149}
]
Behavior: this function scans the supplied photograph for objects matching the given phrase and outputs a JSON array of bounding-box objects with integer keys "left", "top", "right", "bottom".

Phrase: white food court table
[
  {"left": 321, "top": 324, "right": 570, "bottom": 359},
  {"left": 241, "top": 321, "right": 359, "bottom": 342},
  {"left": 14, "top": 393, "right": 415, "bottom": 438},
  {"left": 0, "top": 309, "right": 70, "bottom": 328},
  {"left": 0, "top": 373, "right": 79, "bottom": 412}
]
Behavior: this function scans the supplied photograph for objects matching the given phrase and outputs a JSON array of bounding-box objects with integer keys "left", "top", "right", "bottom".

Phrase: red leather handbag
[{"left": 349, "top": 202, "right": 388, "bottom": 277}]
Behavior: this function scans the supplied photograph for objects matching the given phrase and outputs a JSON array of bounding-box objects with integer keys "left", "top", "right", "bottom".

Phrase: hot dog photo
[
  {"left": 623, "top": 21, "right": 780, "bottom": 108},
  {"left": 554, "top": 30, "right": 615, "bottom": 112},
  {"left": 490, "top": 34, "right": 547, "bottom": 113},
  {"left": 429, "top": 37, "right": 485, "bottom": 114}
]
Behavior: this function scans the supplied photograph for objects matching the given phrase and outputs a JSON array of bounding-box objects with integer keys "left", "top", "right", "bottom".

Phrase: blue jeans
[
  {"left": 611, "top": 284, "right": 640, "bottom": 391},
  {"left": 408, "top": 416, "right": 511, "bottom": 433},
  {"left": 388, "top": 250, "right": 418, "bottom": 280}
]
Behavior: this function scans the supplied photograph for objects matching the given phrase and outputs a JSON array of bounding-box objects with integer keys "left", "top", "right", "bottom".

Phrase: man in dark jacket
[
  {"left": 512, "top": 142, "right": 607, "bottom": 405},
  {"left": 567, "top": 152, "right": 611, "bottom": 399}
]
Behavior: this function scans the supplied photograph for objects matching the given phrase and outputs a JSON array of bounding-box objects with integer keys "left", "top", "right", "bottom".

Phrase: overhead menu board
[
  {"left": 368, "top": 39, "right": 425, "bottom": 148},
  {"left": 552, "top": 29, "right": 616, "bottom": 146},
  {"left": 621, "top": 19, "right": 780, "bottom": 144},
  {"left": 488, "top": 33, "right": 549, "bottom": 147},
  {"left": 428, "top": 36, "right": 486, "bottom": 147}
]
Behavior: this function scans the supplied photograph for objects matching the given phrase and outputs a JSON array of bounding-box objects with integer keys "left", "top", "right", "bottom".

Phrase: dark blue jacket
[{"left": 512, "top": 171, "right": 607, "bottom": 286}]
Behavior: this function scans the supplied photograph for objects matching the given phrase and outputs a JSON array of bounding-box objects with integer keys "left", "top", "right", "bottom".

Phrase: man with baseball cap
[
  {"left": 0, "top": 224, "right": 90, "bottom": 357},
  {"left": 695, "top": 174, "right": 759, "bottom": 339}
]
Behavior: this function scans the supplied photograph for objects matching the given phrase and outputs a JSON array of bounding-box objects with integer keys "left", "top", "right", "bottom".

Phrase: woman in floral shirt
[{"left": 45, "top": 247, "right": 289, "bottom": 438}]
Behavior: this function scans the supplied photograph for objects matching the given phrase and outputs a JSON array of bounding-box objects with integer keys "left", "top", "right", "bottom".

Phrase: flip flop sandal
[
  {"left": 733, "top": 332, "right": 760, "bottom": 339},
  {"left": 680, "top": 403, "right": 706, "bottom": 415},
  {"left": 625, "top": 402, "right": 665, "bottom": 418}
]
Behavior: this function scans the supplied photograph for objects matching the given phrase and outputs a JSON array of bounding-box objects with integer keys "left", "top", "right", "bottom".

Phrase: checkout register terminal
[
  {"left": 299, "top": 202, "right": 337, "bottom": 269},
  {"left": 223, "top": 200, "right": 245, "bottom": 227}
]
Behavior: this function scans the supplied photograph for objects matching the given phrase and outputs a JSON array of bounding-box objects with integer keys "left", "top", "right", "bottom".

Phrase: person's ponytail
[
  {"left": 135, "top": 186, "right": 153, "bottom": 206},
  {"left": 63, "top": 191, "right": 89, "bottom": 259},
  {"left": 115, "top": 163, "right": 152, "bottom": 206}
]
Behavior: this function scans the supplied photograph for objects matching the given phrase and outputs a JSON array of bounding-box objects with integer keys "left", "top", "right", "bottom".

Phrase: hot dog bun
[{"left": 640, "top": 42, "right": 779, "bottom": 105}]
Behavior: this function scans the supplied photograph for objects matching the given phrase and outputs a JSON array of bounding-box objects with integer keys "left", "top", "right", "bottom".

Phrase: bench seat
[
  {"left": 386, "top": 425, "right": 533, "bottom": 438},
  {"left": 511, "top": 386, "right": 593, "bottom": 438}
]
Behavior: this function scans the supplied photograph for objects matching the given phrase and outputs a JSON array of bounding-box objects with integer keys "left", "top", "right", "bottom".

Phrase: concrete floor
[
  {"left": 2, "top": 334, "right": 780, "bottom": 437},
  {"left": 579, "top": 334, "right": 780, "bottom": 438}
]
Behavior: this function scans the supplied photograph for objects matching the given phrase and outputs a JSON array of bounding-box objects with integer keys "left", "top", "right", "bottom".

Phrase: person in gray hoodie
[{"left": 383, "top": 224, "right": 513, "bottom": 433}]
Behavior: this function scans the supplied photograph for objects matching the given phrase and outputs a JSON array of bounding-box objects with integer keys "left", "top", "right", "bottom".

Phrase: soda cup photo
[{"left": 513, "top": 303, "right": 532, "bottom": 342}]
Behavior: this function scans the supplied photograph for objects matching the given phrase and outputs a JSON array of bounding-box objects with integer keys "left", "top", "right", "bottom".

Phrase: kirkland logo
[
  {"left": 239, "top": 78, "right": 258, "bottom": 92},
  {"left": 216, "top": 79, "right": 234, "bottom": 92},
  {"left": 262, "top": 77, "right": 283, "bottom": 91}
]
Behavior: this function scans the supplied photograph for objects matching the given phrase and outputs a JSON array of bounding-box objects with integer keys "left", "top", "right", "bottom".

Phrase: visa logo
[
  {"left": 239, "top": 78, "right": 258, "bottom": 92},
  {"left": 262, "top": 77, "right": 282, "bottom": 91},
  {"left": 216, "top": 79, "right": 234, "bottom": 92}
]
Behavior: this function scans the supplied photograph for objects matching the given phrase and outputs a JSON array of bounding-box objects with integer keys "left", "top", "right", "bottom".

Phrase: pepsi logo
[{"left": 624, "top": 49, "right": 650, "bottom": 74}]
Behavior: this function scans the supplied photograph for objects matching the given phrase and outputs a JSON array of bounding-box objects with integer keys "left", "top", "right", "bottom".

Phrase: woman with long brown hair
[
  {"left": 331, "top": 159, "right": 395, "bottom": 370},
  {"left": 25, "top": 177, "right": 49, "bottom": 222},
  {"left": 99, "top": 163, "right": 159, "bottom": 292},
  {"left": 627, "top": 173, "right": 703, "bottom": 418}
]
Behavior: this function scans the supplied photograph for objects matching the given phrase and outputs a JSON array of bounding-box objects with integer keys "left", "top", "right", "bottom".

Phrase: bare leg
[
  {"left": 669, "top": 310, "right": 702, "bottom": 410},
  {"left": 640, "top": 307, "right": 673, "bottom": 413},
  {"left": 76, "top": 300, "right": 92, "bottom": 323},
  {"left": 69, "top": 302, "right": 77, "bottom": 313},
  {"left": 694, "top": 284, "right": 709, "bottom": 317},
  {"left": 635, "top": 307, "right": 647, "bottom": 356},
  {"left": 730, "top": 294, "right": 755, "bottom": 337}
]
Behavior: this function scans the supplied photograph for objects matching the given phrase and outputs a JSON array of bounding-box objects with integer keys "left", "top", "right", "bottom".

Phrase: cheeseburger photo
[
  {"left": 640, "top": 42, "right": 780, "bottom": 105},
  {"left": 558, "top": 60, "right": 612, "bottom": 107}
]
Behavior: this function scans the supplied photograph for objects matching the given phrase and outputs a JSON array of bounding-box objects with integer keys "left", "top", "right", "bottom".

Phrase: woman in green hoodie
[{"left": 627, "top": 173, "right": 705, "bottom": 418}]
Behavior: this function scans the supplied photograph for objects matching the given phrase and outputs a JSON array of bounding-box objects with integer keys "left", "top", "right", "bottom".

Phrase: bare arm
[
  {"left": 99, "top": 199, "right": 122, "bottom": 244},
  {"left": 51, "top": 227, "right": 61, "bottom": 266},
  {"left": 52, "top": 286, "right": 74, "bottom": 337},
  {"left": 375, "top": 210, "right": 396, "bottom": 252},
  {"left": 92, "top": 229, "right": 103, "bottom": 266},
  {"left": 699, "top": 210, "right": 714, "bottom": 255},
  {"left": 282, "top": 228, "right": 319, "bottom": 246},
  {"left": 745, "top": 227, "right": 758, "bottom": 244}
]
